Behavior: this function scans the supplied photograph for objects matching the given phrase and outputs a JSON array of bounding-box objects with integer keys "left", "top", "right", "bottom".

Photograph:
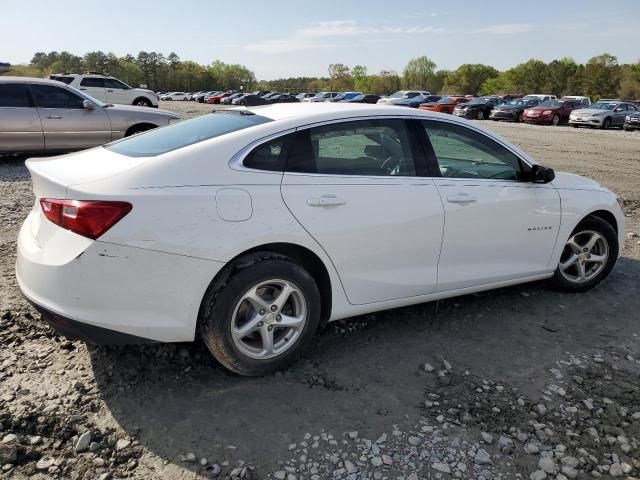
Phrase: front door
[
  {"left": 30, "top": 84, "right": 112, "bottom": 151},
  {"left": 78, "top": 77, "right": 107, "bottom": 102},
  {"left": 420, "top": 119, "right": 561, "bottom": 292},
  {"left": 281, "top": 118, "right": 444, "bottom": 305},
  {"left": 0, "top": 82, "right": 44, "bottom": 153},
  {"left": 104, "top": 78, "right": 132, "bottom": 105}
]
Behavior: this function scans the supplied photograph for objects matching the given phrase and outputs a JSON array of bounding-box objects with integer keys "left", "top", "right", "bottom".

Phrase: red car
[
  {"left": 523, "top": 99, "right": 581, "bottom": 125},
  {"left": 205, "top": 91, "right": 235, "bottom": 104},
  {"left": 419, "top": 96, "right": 469, "bottom": 114}
]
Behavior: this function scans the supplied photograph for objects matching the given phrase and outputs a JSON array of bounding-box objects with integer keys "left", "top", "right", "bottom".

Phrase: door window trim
[{"left": 413, "top": 116, "right": 536, "bottom": 183}]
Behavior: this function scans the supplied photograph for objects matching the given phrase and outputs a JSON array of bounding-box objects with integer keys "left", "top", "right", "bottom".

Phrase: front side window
[
  {"left": 422, "top": 120, "right": 525, "bottom": 181},
  {"left": 80, "top": 77, "right": 105, "bottom": 88},
  {"left": 31, "top": 84, "right": 85, "bottom": 109},
  {"left": 104, "top": 78, "right": 129, "bottom": 89},
  {"left": 0, "top": 84, "right": 33, "bottom": 107},
  {"left": 286, "top": 119, "right": 416, "bottom": 177}
]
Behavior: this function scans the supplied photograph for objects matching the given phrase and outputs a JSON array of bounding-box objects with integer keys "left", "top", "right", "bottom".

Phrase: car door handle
[
  {"left": 79, "top": 88, "right": 87, "bottom": 90},
  {"left": 45, "top": 115, "right": 62, "bottom": 119},
  {"left": 307, "top": 195, "right": 346, "bottom": 207},
  {"left": 447, "top": 193, "right": 477, "bottom": 205},
  {"left": 107, "top": 89, "right": 114, "bottom": 92}
]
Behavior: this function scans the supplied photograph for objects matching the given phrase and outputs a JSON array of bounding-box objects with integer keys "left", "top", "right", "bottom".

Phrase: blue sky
[{"left": 4, "top": 0, "right": 639, "bottom": 79}]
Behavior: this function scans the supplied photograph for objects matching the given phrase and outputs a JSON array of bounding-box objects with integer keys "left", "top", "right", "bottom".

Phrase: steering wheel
[{"left": 379, "top": 156, "right": 399, "bottom": 174}]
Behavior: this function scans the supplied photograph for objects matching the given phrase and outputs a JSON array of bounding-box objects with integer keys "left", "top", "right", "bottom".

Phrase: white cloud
[
  {"left": 244, "top": 20, "right": 446, "bottom": 54},
  {"left": 474, "top": 23, "right": 534, "bottom": 34}
]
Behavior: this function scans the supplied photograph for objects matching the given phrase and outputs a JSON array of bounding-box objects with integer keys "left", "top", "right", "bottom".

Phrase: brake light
[{"left": 40, "top": 199, "right": 132, "bottom": 240}]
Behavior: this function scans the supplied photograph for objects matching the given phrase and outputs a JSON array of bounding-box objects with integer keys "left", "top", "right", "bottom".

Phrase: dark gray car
[
  {"left": 569, "top": 101, "right": 639, "bottom": 129},
  {"left": 0, "top": 77, "right": 180, "bottom": 154}
]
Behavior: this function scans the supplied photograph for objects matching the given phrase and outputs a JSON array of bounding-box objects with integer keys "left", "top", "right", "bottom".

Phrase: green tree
[
  {"left": 443, "top": 64, "right": 499, "bottom": 95},
  {"left": 402, "top": 56, "right": 437, "bottom": 90},
  {"left": 582, "top": 53, "right": 621, "bottom": 100},
  {"left": 328, "top": 63, "right": 352, "bottom": 91}
]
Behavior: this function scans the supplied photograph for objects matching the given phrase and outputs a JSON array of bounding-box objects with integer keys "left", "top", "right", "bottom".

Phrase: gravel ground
[{"left": 1, "top": 103, "right": 639, "bottom": 480}]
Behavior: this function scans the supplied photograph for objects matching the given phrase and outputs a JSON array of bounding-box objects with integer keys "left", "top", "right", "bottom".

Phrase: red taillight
[{"left": 40, "top": 199, "right": 132, "bottom": 240}]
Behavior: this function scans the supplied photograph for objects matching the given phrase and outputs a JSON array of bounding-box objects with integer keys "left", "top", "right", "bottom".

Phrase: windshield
[
  {"left": 333, "top": 93, "right": 346, "bottom": 100},
  {"left": 350, "top": 94, "right": 364, "bottom": 101},
  {"left": 590, "top": 102, "right": 617, "bottom": 110},
  {"left": 468, "top": 97, "right": 491, "bottom": 105},
  {"left": 105, "top": 111, "right": 273, "bottom": 157},
  {"left": 505, "top": 99, "right": 526, "bottom": 106},
  {"left": 389, "top": 91, "right": 407, "bottom": 98},
  {"left": 539, "top": 100, "right": 562, "bottom": 108}
]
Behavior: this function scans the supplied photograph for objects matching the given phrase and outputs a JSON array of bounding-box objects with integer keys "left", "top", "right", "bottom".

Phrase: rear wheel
[
  {"left": 199, "top": 253, "right": 321, "bottom": 376},
  {"left": 551, "top": 114, "right": 560, "bottom": 126},
  {"left": 549, "top": 217, "right": 618, "bottom": 292},
  {"left": 442, "top": 107, "right": 450, "bottom": 114}
]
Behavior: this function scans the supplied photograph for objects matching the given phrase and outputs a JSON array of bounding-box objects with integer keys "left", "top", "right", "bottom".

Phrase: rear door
[
  {"left": 0, "top": 82, "right": 44, "bottom": 153},
  {"left": 419, "top": 119, "right": 561, "bottom": 292},
  {"left": 281, "top": 118, "right": 445, "bottom": 305},
  {"left": 30, "top": 84, "right": 112, "bottom": 151},
  {"left": 78, "top": 77, "right": 107, "bottom": 102}
]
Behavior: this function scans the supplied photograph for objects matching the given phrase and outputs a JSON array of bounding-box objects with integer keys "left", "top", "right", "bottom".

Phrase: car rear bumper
[{"left": 16, "top": 213, "right": 225, "bottom": 343}]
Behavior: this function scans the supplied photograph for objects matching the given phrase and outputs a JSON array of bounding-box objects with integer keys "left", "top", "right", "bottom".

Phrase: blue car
[{"left": 328, "top": 91, "right": 363, "bottom": 102}]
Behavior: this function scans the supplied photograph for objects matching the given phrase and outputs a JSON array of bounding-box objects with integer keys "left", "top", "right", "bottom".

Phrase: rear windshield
[
  {"left": 105, "top": 111, "right": 273, "bottom": 157},
  {"left": 49, "top": 75, "right": 74, "bottom": 85}
]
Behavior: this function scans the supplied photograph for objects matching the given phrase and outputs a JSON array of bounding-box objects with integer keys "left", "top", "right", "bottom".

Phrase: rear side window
[
  {"left": 105, "top": 111, "right": 273, "bottom": 157},
  {"left": 243, "top": 134, "right": 292, "bottom": 171},
  {"left": 0, "top": 84, "right": 33, "bottom": 107},
  {"left": 80, "top": 78, "right": 105, "bottom": 88},
  {"left": 31, "top": 84, "right": 85, "bottom": 109},
  {"left": 286, "top": 119, "right": 416, "bottom": 176}
]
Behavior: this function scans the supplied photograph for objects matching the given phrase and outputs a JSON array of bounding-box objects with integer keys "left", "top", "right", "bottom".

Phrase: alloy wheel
[
  {"left": 552, "top": 115, "right": 560, "bottom": 126},
  {"left": 558, "top": 230, "right": 609, "bottom": 284},
  {"left": 230, "top": 279, "right": 307, "bottom": 360}
]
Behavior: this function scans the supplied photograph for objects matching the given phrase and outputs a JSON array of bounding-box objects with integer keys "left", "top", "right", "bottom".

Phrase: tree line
[{"left": 4, "top": 51, "right": 640, "bottom": 100}]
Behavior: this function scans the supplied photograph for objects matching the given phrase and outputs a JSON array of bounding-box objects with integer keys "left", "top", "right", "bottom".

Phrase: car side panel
[{"left": 0, "top": 105, "right": 44, "bottom": 152}]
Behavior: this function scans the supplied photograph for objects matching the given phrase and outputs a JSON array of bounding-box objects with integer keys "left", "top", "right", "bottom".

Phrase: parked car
[
  {"left": 302, "top": 92, "right": 339, "bottom": 102},
  {"left": 160, "top": 92, "right": 188, "bottom": 101},
  {"left": 222, "top": 92, "right": 245, "bottom": 105},
  {"left": 453, "top": 96, "right": 505, "bottom": 119},
  {"left": 269, "top": 93, "right": 300, "bottom": 103},
  {"left": 623, "top": 111, "right": 640, "bottom": 131},
  {"left": 416, "top": 95, "right": 443, "bottom": 106},
  {"left": 193, "top": 91, "right": 218, "bottom": 103},
  {"left": 327, "top": 92, "right": 362, "bottom": 102},
  {"left": 569, "top": 101, "right": 639, "bottom": 129},
  {"left": 560, "top": 96, "right": 591, "bottom": 107},
  {"left": 296, "top": 93, "right": 316, "bottom": 101},
  {"left": 522, "top": 94, "right": 557, "bottom": 102},
  {"left": 241, "top": 95, "right": 272, "bottom": 106},
  {"left": 49, "top": 73, "right": 159, "bottom": 107},
  {"left": 419, "top": 96, "right": 469, "bottom": 114},
  {"left": 377, "top": 91, "right": 432, "bottom": 107},
  {"left": 0, "top": 77, "right": 179, "bottom": 154},
  {"left": 17, "top": 104, "right": 622, "bottom": 376},
  {"left": 522, "top": 99, "right": 582, "bottom": 126},
  {"left": 490, "top": 98, "right": 541, "bottom": 122},
  {"left": 205, "top": 91, "right": 237, "bottom": 104},
  {"left": 342, "top": 94, "right": 381, "bottom": 104}
]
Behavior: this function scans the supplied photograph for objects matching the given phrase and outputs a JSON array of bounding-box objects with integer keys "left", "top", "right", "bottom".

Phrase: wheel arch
[
  {"left": 584, "top": 209, "right": 618, "bottom": 235},
  {"left": 124, "top": 122, "right": 159, "bottom": 137},
  {"left": 198, "top": 242, "right": 333, "bottom": 330},
  {"left": 132, "top": 96, "right": 153, "bottom": 106}
]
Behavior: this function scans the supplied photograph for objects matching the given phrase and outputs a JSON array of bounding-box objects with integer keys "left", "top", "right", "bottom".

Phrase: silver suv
[
  {"left": 49, "top": 73, "right": 158, "bottom": 107},
  {"left": 0, "top": 77, "right": 179, "bottom": 154}
]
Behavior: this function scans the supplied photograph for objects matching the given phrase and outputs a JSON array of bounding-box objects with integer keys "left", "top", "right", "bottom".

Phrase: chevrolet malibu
[{"left": 17, "top": 103, "right": 623, "bottom": 376}]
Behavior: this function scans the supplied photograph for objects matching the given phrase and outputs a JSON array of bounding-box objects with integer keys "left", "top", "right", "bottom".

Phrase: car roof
[
  {"left": 0, "top": 76, "right": 73, "bottom": 86},
  {"left": 241, "top": 102, "right": 449, "bottom": 123}
]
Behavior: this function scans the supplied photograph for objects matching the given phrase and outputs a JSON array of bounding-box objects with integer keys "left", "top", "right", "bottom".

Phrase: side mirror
[
  {"left": 531, "top": 164, "right": 555, "bottom": 184},
  {"left": 82, "top": 100, "right": 95, "bottom": 110}
]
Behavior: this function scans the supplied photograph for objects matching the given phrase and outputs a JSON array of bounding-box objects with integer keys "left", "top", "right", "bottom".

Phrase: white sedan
[
  {"left": 17, "top": 103, "right": 623, "bottom": 376},
  {"left": 160, "top": 91, "right": 188, "bottom": 101}
]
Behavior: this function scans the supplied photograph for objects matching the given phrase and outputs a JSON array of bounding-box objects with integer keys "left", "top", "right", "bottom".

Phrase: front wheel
[
  {"left": 549, "top": 217, "right": 618, "bottom": 292},
  {"left": 477, "top": 110, "right": 485, "bottom": 120},
  {"left": 551, "top": 114, "right": 560, "bottom": 126},
  {"left": 602, "top": 117, "right": 612, "bottom": 129},
  {"left": 199, "top": 253, "right": 321, "bottom": 376},
  {"left": 133, "top": 97, "right": 152, "bottom": 107}
]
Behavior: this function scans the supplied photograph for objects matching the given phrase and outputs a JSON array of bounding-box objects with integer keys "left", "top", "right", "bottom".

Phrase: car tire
[
  {"left": 549, "top": 216, "right": 618, "bottom": 293},
  {"left": 442, "top": 108, "right": 449, "bottom": 114},
  {"left": 125, "top": 124, "right": 156, "bottom": 137},
  {"left": 133, "top": 97, "right": 152, "bottom": 107},
  {"left": 602, "top": 117, "right": 612, "bottom": 129},
  {"left": 477, "top": 111, "right": 485, "bottom": 120},
  {"left": 199, "top": 253, "right": 322, "bottom": 376},
  {"left": 552, "top": 115, "right": 560, "bottom": 126}
]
